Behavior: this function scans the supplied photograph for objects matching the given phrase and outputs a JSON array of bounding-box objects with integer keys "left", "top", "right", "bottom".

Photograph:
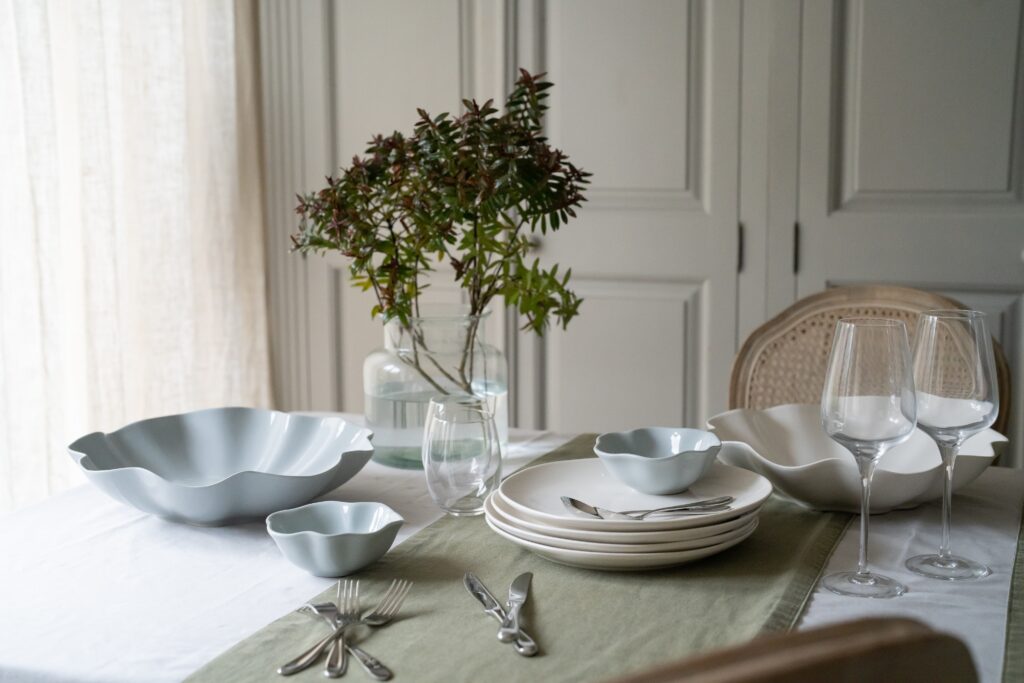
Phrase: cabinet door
[
  {"left": 796, "top": 0, "right": 1024, "bottom": 462},
  {"left": 530, "top": 0, "right": 741, "bottom": 432}
]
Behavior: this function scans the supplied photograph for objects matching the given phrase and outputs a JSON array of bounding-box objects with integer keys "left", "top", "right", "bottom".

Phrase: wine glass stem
[
  {"left": 938, "top": 442, "right": 958, "bottom": 560},
  {"left": 855, "top": 456, "right": 877, "bottom": 577}
]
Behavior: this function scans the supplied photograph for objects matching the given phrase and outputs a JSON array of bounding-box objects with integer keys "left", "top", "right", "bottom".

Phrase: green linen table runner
[
  {"left": 189, "top": 434, "right": 851, "bottom": 683},
  {"left": 1002, "top": 501, "right": 1024, "bottom": 682}
]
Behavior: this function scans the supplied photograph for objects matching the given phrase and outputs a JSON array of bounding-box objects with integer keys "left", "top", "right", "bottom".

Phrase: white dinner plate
[
  {"left": 498, "top": 458, "right": 772, "bottom": 531},
  {"left": 485, "top": 515, "right": 760, "bottom": 570},
  {"left": 486, "top": 496, "right": 760, "bottom": 553},
  {"left": 488, "top": 493, "right": 762, "bottom": 543}
]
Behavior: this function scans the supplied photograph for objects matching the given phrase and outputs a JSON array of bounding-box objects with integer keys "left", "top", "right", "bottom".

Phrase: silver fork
[
  {"left": 324, "top": 580, "right": 359, "bottom": 678},
  {"left": 304, "top": 604, "right": 392, "bottom": 681},
  {"left": 361, "top": 580, "right": 412, "bottom": 627},
  {"left": 312, "top": 578, "right": 412, "bottom": 627},
  {"left": 279, "top": 580, "right": 358, "bottom": 676},
  {"left": 279, "top": 580, "right": 413, "bottom": 676}
]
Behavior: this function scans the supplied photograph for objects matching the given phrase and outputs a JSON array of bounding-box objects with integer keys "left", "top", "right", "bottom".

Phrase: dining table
[{"left": 1, "top": 415, "right": 1022, "bottom": 683}]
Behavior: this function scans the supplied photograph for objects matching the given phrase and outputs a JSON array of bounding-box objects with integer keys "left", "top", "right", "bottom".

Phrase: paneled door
[
  {"left": 257, "top": 0, "right": 741, "bottom": 431},
  {"left": 796, "top": 0, "right": 1024, "bottom": 463},
  {"left": 525, "top": 0, "right": 741, "bottom": 432}
]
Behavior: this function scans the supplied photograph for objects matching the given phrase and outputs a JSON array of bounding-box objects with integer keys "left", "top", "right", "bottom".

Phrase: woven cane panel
[
  {"left": 914, "top": 320, "right": 989, "bottom": 400},
  {"left": 743, "top": 306, "right": 923, "bottom": 410},
  {"left": 733, "top": 286, "right": 1011, "bottom": 435}
]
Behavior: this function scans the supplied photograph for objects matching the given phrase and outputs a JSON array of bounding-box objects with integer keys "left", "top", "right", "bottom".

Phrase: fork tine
[
  {"left": 364, "top": 579, "right": 400, "bottom": 619},
  {"left": 381, "top": 581, "right": 412, "bottom": 618},
  {"left": 352, "top": 580, "right": 360, "bottom": 617},
  {"left": 385, "top": 581, "right": 411, "bottom": 618},
  {"left": 336, "top": 580, "right": 342, "bottom": 607},
  {"left": 373, "top": 581, "right": 403, "bottom": 618}
]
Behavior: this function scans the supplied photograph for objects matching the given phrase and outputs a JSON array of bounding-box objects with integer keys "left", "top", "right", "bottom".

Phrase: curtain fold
[{"left": 0, "top": 0, "right": 272, "bottom": 512}]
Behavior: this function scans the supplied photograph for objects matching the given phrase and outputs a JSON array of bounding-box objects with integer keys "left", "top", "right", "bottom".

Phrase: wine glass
[
  {"left": 905, "top": 310, "right": 998, "bottom": 581},
  {"left": 821, "top": 318, "right": 917, "bottom": 598},
  {"left": 422, "top": 395, "right": 502, "bottom": 516}
]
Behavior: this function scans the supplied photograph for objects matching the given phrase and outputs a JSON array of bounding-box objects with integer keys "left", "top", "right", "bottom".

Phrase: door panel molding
[
  {"left": 798, "top": 0, "right": 1024, "bottom": 465},
  {"left": 829, "top": 0, "right": 1024, "bottom": 213},
  {"left": 257, "top": 0, "right": 337, "bottom": 411},
  {"left": 536, "top": 0, "right": 740, "bottom": 430},
  {"left": 546, "top": 0, "right": 708, "bottom": 214},
  {"left": 544, "top": 279, "right": 703, "bottom": 432}
]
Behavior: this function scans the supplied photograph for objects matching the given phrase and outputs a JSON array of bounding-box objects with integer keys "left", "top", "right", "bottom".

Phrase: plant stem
[
  {"left": 461, "top": 315, "right": 480, "bottom": 391},
  {"left": 405, "top": 334, "right": 450, "bottom": 396},
  {"left": 408, "top": 325, "right": 471, "bottom": 394}
]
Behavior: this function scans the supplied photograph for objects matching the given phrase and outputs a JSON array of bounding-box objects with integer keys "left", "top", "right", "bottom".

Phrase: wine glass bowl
[
  {"left": 906, "top": 310, "right": 998, "bottom": 581},
  {"left": 820, "top": 318, "right": 917, "bottom": 598}
]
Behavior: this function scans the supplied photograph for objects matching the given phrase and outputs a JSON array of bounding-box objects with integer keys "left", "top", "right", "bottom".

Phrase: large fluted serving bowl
[
  {"left": 68, "top": 407, "right": 374, "bottom": 525},
  {"left": 708, "top": 404, "right": 1006, "bottom": 514}
]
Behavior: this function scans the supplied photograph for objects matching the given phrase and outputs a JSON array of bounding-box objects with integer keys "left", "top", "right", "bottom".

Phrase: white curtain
[{"left": 0, "top": 0, "right": 272, "bottom": 512}]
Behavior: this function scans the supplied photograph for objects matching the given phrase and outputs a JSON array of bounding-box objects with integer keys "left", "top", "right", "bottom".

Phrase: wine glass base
[
  {"left": 905, "top": 554, "right": 991, "bottom": 581},
  {"left": 821, "top": 571, "right": 907, "bottom": 598}
]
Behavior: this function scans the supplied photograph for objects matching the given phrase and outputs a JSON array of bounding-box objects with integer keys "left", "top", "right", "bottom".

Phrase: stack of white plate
[{"left": 485, "top": 459, "right": 773, "bottom": 570}]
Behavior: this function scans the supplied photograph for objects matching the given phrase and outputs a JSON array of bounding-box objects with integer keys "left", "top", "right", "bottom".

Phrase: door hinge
[
  {"left": 737, "top": 222, "right": 745, "bottom": 273},
  {"left": 793, "top": 222, "right": 801, "bottom": 274}
]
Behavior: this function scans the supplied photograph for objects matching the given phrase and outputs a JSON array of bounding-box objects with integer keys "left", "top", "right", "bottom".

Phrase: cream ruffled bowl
[{"left": 708, "top": 403, "right": 1006, "bottom": 514}]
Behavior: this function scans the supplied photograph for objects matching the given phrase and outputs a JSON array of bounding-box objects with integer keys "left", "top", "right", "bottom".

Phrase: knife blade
[
  {"left": 497, "top": 572, "right": 532, "bottom": 643},
  {"left": 464, "top": 573, "right": 538, "bottom": 657}
]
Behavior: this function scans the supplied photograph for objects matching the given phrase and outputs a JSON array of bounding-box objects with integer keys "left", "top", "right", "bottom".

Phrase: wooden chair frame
[{"left": 603, "top": 617, "right": 977, "bottom": 683}]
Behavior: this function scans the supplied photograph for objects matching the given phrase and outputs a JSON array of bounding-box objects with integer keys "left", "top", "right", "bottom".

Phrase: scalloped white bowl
[
  {"left": 594, "top": 427, "right": 721, "bottom": 495},
  {"left": 68, "top": 407, "right": 374, "bottom": 525},
  {"left": 267, "top": 501, "right": 403, "bottom": 577},
  {"left": 708, "top": 403, "right": 1006, "bottom": 514}
]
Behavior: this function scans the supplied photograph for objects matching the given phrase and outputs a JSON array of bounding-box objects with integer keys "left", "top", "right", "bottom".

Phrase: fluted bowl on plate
[
  {"left": 267, "top": 501, "right": 403, "bottom": 577},
  {"left": 707, "top": 403, "right": 1006, "bottom": 513},
  {"left": 68, "top": 407, "right": 374, "bottom": 525},
  {"left": 594, "top": 427, "right": 721, "bottom": 495}
]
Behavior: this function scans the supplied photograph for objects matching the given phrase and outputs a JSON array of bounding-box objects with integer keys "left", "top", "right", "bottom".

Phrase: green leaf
[{"left": 290, "top": 69, "right": 589, "bottom": 340}]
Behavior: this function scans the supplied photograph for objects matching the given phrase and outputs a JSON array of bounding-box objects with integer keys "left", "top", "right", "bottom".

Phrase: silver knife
[
  {"left": 497, "top": 572, "right": 532, "bottom": 643},
  {"left": 464, "top": 573, "right": 538, "bottom": 656}
]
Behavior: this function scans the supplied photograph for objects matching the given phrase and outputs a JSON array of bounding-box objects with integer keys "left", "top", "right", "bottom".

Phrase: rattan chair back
[{"left": 730, "top": 285, "right": 1011, "bottom": 435}]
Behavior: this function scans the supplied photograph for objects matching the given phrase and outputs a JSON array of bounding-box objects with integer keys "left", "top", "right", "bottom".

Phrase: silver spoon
[{"left": 561, "top": 495, "right": 734, "bottom": 520}]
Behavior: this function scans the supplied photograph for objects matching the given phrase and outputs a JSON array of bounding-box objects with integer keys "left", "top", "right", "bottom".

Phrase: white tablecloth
[{"left": 1, "top": 424, "right": 1021, "bottom": 683}]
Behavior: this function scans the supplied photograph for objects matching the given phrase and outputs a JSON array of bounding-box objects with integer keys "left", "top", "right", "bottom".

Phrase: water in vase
[{"left": 365, "top": 379, "right": 509, "bottom": 469}]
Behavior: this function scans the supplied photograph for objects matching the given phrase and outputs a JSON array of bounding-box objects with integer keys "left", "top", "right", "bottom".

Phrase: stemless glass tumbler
[
  {"left": 906, "top": 310, "right": 999, "bottom": 581},
  {"left": 821, "top": 319, "right": 917, "bottom": 598},
  {"left": 422, "top": 396, "right": 502, "bottom": 517}
]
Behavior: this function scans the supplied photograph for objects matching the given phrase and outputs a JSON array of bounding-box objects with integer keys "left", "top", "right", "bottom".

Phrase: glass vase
[{"left": 363, "top": 306, "right": 508, "bottom": 469}]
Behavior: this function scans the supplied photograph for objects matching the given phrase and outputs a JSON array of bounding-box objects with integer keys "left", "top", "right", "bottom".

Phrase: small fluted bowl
[
  {"left": 594, "top": 428, "right": 722, "bottom": 495},
  {"left": 267, "top": 501, "right": 404, "bottom": 577},
  {"left": 708, "top": 403, "right": 1006, "bottom": 513},
  {"left": 68, "top": 407, "right": 374, "bottom": 526}
]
